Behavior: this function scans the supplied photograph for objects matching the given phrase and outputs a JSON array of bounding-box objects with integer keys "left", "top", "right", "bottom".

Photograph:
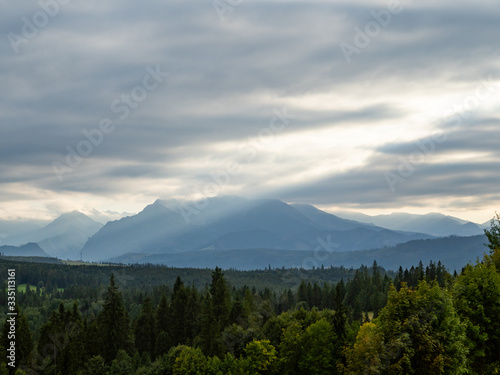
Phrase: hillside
[{"left": 110, "top": 234, "right": 488, "bottom": 271}]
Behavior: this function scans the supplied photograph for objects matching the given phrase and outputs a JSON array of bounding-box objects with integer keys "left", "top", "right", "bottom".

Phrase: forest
[{"left": 0, "top": 216, "right": 499, "bottom": 375}]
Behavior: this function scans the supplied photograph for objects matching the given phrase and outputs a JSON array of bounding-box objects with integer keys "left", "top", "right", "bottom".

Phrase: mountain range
[
  {"left": 1, "top": 211, "right": 103, "bottom": 259},
  {"left": 0, "top": 219, "right": 47, "bottom": 242},
  {"left": 109, "top": 234, "right": 488, "bottom": 272},
  {"left": 333, "top": 211, "right": 487, "bottom": 237},
  {"left": 80, "top": 197, "right": 435, "bottom": 262},
  {"left": 0, "top": 197, "right": 492, "bottom": 271}
]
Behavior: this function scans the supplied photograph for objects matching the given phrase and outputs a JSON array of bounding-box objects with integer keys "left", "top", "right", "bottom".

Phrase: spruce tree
[
  {"left": 155, "top": 294, "right": 171, "bottom": 356},
  {"left": 332, "top": 283, "right": 347, "bottom": 340},
  {"left": 35, "top": 302, "right": 85, "bottom": 374},
  {"left": 184, "top": 286, "right": 200, "bottom": 345},
  {"left": 134, "top": 297, "right": 156, "bottom": 359},
  {"left": 297, "top": 281, "right": 308, "bottom": 306},
  {"left": 97, "top": 273, "right": 131, "bottom": 363},
  {"left": 436, "top": 261, "right": 445, "bottom": 287},
  {"left": 485, "top": 212, "right": 500, "bottom": 252},
  {"left": 197, "top": 295, "right": 224, "bottom": 357},
  {"left": 170, "top": 280, "right": 188, "bottom": 345},
  {"left": 229, "top": 295, "right": 244, "bottom": 325},
  {"left": 209, "top": 267, "right": 231, "bottom": 329}
]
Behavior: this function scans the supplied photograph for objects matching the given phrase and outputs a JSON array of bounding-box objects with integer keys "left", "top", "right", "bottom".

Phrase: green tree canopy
[
  {"left": 243, "top": 339, "right": 279, "bottom": 375},
  {"left": 453, "top": 262, "right": 500, "bottom": 374},
  {"left": 344, "top": 281, "right": 468, "bottom": 374}
]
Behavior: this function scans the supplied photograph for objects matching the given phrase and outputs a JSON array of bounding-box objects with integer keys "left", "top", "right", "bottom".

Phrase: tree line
[{"left": 0, "top": 214, "right": 499, "bottom": 374}]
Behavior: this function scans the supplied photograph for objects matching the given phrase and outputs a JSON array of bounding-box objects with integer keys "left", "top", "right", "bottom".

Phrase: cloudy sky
[{"left": 1, "top": 0, "right": 499, "bottom": 223}]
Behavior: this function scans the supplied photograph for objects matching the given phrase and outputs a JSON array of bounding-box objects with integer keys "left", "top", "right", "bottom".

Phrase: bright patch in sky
[{"left": 1, "top": 0, "right": 499, "bottom": 223}]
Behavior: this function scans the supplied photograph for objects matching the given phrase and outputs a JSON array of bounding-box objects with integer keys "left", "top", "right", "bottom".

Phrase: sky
[{"left": 1, "top": 0, "right": 499, "bottom": 223}]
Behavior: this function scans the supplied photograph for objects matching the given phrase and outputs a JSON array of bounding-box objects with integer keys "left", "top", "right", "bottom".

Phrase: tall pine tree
[
  {"left": 134, "top": 297, "right": 156, "bottom": 359},
  {"left": 97, "top": 273, "right": 131, "bottom": 363},
  {"left": 210, "top": 267, "right": 231, "bottom": 330},
  {"left": 154, "top": 294, "right": 171, "bottom": 357},
  {"left": 169, "top": 277, "right": 189, "bottom": 346},
  {"left": 197, "top": 295, "right": 224, "bottom": 357}
]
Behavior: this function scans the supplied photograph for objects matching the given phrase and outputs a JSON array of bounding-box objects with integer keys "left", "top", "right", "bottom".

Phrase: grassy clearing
[
  {"left": 17, "top": 283, "right": 34, "bottom": 292},
  {"left": 17, "top": 283, "right": 64, "bottom": 293},
  {"left": 61, "top": 260, "right": 116, "bottom": 266}
]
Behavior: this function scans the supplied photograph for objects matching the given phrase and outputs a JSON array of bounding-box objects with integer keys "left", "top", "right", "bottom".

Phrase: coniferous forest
[{"left": 1, "top": 217, "right": 500, "bottom": 374}]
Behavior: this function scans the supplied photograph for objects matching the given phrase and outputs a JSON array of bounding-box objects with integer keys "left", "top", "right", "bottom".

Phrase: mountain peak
[
  {"left": 50, "top": 211, "right": 99, "bottom": 227},
  {"left": 80, "top": 197, "right": 435, "bottom": 262},
  {"left": 57, "top": 210, "right": 89, "bottom": 219},
  {"left": 85, "top": 208, "right": 132, "bottom": 224},
  {"left": 142, "top": 200, "right": 177, "bottom": 215}
]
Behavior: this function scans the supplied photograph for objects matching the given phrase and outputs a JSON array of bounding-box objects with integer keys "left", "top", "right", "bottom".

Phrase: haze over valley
[{"left": 0, "top": 196, "right": 491, "bottom": 271}]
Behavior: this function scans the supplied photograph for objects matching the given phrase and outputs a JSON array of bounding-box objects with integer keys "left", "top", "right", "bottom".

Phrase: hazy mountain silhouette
[
  {"left": 334, "top": 211, "right": 484, "bottom": 237},
  {"left": 81, "top": 197, "right": 434, "bottom": 262},
  {"left": 3, "top": 211, "right": 102, "bottom": 258},
  {"left": 0, "top": 219, "right": 47, "bottom": 244},
  {"left": 109, "top": 234, "right": 488, "bottom": 272},
  {"left": 0, "top": 243, "right": 49, "bottom": 257}
]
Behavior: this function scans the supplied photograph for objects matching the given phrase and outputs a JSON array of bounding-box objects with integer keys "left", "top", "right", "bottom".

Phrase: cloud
[
  {"left": 1, "top": 0, "right": 499, "bottom": 221},
  {"left": 276, "top": 116, "right": 500, "bottom": 221}
]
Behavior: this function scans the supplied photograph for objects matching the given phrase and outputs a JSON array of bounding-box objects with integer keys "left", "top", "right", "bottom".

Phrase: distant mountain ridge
[
  {"left": 2, "top": 211, "right": 103, "bottom": 258},
  {"left": 109, "top": 234, "right": 488, "bottom": 272},
  {"left": 0, "top": 197, "right": 491, "bottom": 269},
  {"left": 0, "top": 243, "right": 49, "bottom": 257},
  {"left": 80, "top": 197, "right": 434, "bottom": 262},
  {"left": 0, "top": 219, "right": 48, "bottom": 243},
  {"left": 333, "top": 211, "right": 485, "bottom": 237},
  {"left": 84, "top": 208, "right": 133, "bottom": 224}
]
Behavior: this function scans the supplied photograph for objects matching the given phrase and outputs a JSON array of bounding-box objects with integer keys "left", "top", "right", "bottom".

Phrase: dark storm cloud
[
  {"left": 277, "top": 155, "right": 500, "bottom": 209},
  {"left": 1, "top": 0, "right": 499, "bottom": 217}
]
